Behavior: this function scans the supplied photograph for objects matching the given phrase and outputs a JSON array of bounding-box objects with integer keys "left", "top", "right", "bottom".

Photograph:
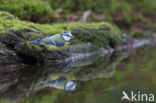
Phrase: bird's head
[
  {"left": 64, "top": 81, "right": 77, "bottom": 91},
  {"left": 61, "top": 32, "right": 73, "bottom": 42}
]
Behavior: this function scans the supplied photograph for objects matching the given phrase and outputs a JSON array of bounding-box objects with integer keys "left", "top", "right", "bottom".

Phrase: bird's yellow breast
[{"left": 41, "top": 42, "right": 70, "bottom": 51}]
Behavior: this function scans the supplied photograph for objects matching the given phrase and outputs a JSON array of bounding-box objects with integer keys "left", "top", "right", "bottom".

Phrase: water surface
[{"left": 0, "top": 45, "right": 156, "bottom": 103}]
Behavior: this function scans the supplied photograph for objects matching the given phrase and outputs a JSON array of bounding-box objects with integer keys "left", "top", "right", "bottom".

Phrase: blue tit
[
  {"left": 37, "top": 77, "right": 77, "bottom": 91},
  {"left": 29, "top": 32, "right": 73, "bottom": 51}
]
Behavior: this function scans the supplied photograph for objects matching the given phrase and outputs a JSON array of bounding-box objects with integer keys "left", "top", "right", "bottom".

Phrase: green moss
[
  {"left": 0, "top": 0, "right": 56, "bottom": 23},
  {"left": 71, "top": 26, "right": 121, "bottom": 48},
  {"left": 0, "top": 11, "right": 118, "bottom": 34},
  {"left": 25, "top": 42, "right": 41, "bottom": 52},
  {"left": 25, "top": 42, "right": 44, "bottom": 57}
]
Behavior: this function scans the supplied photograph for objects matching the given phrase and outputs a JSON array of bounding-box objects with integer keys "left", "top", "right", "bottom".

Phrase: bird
[
  {"left": 29, "top": 32, "right": 73, "bottom": 51},
  {"left": 37, "top": 76, "right": 77, "bottom": 91}
]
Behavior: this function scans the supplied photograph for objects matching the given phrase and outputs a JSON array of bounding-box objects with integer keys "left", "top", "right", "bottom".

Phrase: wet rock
[
  {"left": 0, "top": 25, "right": 122, "bottom": 66},
  {"left": 65, "top": 43, "right": 94, "bottom": 53},
  {"left": 0, "top": 27, "right": 155, "bottom": 66},
  {"left": 71, "top": 26, "right": 122, "bottom": 48},
  {"left": 15, "top": 42, "right": 45, "bottom": 64},
  {"left": 0, "top": 42, "right": 20, "bottom": 64},
  {"left": 1, "top": 30, "right": 24, "bottom": 48},
  {"left": 0, "top": 29, "right": 95, "bottom": 65},
  {"left": 0, "top": 29, "right": 46, "bottom": 65}
]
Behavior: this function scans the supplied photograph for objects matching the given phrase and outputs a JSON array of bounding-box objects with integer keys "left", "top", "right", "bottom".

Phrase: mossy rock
[
  {"left": 71, "top": 26, "right": 121, "bottom": 48},
  {"left": 0, "top": 11, "right": 114, "bottom": 34},
  {"left": 0, "top": 11, "right": 122, "bottom": 65}
]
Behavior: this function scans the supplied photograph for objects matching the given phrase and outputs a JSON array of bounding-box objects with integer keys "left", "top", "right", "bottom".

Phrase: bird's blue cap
[{"left": 61, "top": 31, "right": 73, "bottom": 37}]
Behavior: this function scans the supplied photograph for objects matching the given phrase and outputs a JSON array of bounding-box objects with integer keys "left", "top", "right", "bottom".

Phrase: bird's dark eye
[{"left": 66, "top": 35, "right": 71, "bottom": 37}]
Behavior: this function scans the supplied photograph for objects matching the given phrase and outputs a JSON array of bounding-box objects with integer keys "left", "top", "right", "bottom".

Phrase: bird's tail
[{"left": 29, "top": 40, "right": 40, "bottom": 44}]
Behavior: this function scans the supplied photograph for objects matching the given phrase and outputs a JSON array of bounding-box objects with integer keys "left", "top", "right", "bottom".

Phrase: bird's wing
[
  {"left": 41, "top": 34, "right": 65, "bottom": 47},
  {"left": 41, "top": 37, "right": 56, "bottom": 45},
  {"left": 50, "top": 34, "right": 65, "bottom": 47}
]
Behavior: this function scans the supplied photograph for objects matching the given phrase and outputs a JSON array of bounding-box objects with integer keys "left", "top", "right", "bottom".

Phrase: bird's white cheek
[{"left": 63, "top": 36, "right": 71, "bottom": 41}]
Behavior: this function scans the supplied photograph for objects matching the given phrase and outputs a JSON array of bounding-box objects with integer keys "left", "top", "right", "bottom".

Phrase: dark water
[{"left": 0, "top": 45, "right": 156, "bottom": 103}]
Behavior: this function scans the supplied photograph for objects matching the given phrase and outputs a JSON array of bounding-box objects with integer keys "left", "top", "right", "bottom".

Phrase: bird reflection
[{"left": 37, "top": 77, "right": 77, "bottom": 91}]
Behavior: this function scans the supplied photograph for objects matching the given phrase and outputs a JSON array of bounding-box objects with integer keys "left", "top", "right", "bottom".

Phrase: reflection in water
[
  {"left": 0, "top": 50, "right": 129, "bottom": 103},
  {"left": 37, "top": 77, "right": 77, "bottom": 91}
]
